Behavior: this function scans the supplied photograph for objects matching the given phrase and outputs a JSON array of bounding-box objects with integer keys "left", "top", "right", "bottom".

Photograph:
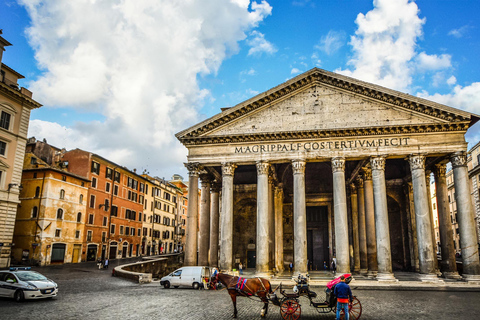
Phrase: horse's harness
[{"left": 215, "top": 273, "right": 268, "bottom": 300}]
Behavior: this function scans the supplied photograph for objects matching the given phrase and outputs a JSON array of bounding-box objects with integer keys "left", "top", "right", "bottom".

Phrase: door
[
  {"left": 87, "top": 244, "right": 97, "bottom": 261},
  {"left": 51, "top": 244, "right": 66, "bottom": 263},
  {"left": 247, "top": 250, "right": 256, "bottom": 268},
  {"left": 122, "top": 243, "right": 128, "bottom": 258},
  {"left": 306, "top": 206, "right": 329, "bottom": 270},
  {"left": 169, "top": 269, "right": 182, "bottom": 286},
  {"left": 109, "top": 245, "right": 117, "bottom": 259},
  {"left": 72, "top": 245, "right": 81, "bottom": 263}
]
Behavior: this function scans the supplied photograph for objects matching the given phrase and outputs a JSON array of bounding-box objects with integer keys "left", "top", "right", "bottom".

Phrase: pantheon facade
[{"left": 176, "top": 68, "right": 480, "bottom": 281}]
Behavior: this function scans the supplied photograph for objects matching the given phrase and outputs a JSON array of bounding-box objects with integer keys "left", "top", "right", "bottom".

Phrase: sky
[{"left": 1, "top": 0, "right": 480, "bottom": 179}]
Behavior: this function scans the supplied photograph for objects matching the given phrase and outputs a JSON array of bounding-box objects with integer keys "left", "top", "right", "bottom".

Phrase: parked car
[
  {"left": 160, "top": 266, "right": 210, "bottom": 289},
  {"left": 0, "top": 267, "right": 58, "bottom": 302}
]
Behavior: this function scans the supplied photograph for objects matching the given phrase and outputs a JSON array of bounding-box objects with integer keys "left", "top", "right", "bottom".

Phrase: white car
[{"left": 0, "top": 267, "right": 58, "bottom": 302}]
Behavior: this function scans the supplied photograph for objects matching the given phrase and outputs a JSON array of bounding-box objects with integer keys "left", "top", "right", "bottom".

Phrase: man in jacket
[{"left": 333, "top": 275, "right": 353, "bottom": 320}]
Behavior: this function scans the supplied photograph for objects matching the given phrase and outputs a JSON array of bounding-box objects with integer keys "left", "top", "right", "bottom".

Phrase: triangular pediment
[{"left": 176, "top": 68, "right": 479, "bottom": 145}]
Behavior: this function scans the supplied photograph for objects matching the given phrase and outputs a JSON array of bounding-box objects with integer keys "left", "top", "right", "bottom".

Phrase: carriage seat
[{"left": 283, "top": 292, "right": 299, "bottom": 298}]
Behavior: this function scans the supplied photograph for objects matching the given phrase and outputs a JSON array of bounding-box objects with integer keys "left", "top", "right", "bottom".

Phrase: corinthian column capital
[
  {"left": 355, "top": 176, "right": 364, "bottom": 188},
  {"left": 362, "top": 167, "right": 372, "bottom": 180},
  {"left": 256, "top": 161, "right": 270, "bottom": 175},
  {"left": 292, "top": 159, "right": 306, "bottom": 175},
  {"left": 331, "top": 157, "right": 345, "bottom": 173},
  {"left": 370, "top": 156, "right": 386, "bottom": 171},
  {"left": 408, "top": 154, "right": 425, "bottom": 171},
  {"left": 350, "top": 183, "right": 357, "bottom": 194},
  {"left": 222, "top": 162, "right": 237, "bottom": 176},
  {"left": 450, "top": 152, "right": 467, "bottom": 168},
  {"left": 434, "top": 163, "right": 447, "bottom": 177},
  {"left": 185, "top": 162, "right": 202, "bottom": 177}
]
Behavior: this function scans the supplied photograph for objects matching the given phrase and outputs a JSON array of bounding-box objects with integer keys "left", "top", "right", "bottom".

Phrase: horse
[{"left": 213, "top": 272, "right": 272, "bottom": 318}]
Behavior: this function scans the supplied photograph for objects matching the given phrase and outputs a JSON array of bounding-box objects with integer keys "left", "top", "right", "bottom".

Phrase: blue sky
[{"left": 1, "top": 0, "right": 480, "bottom": 178}]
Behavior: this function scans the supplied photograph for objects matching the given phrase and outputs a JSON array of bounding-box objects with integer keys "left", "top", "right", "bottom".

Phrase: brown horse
[{"left": 213, "top": 272, "right": 272, "bottom": 318}]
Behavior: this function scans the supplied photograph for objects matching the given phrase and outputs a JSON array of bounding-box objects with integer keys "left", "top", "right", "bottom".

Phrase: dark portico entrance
[{"left": 307, "top": 206, "right": 329, "bottom": 271}]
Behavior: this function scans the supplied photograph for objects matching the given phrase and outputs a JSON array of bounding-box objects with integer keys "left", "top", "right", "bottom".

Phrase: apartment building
[{"left": 0, "top": 34, "right": 42, "bottom": 267}]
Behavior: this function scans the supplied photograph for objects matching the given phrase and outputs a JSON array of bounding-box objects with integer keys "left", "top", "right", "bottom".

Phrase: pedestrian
[
  {"left": 289, "top": 262, "right": 293, "bottom": 273},
  {"left": 323, "top": 260, "right": 327, "bottom": 271},
  {"left": 307, "top": 259, "right": 310, "bottom": 271},
  {"left": 334, "top": 275, "right": 353, "bottom": 320},
  {"left": 104, "top": 258, "right": 109, "bottom": 269},
  {"left": 331, "top": 258, "right": 336, "bottom": 274},
  {"left": 239, "top": 262, "right": 243, "bottom": 275},
  {"left": 97, "top": 258, "right": 102, "bottom": 270}
]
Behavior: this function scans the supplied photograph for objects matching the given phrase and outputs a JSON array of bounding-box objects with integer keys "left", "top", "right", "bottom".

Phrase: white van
[{"left": 160, "top": 266, "right": 210, "bottom": 289}]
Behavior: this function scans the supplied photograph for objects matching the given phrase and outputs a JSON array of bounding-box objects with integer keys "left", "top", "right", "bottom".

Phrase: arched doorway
[
  {"left": 51, "top": 243, "right": 66, "bottom": 263},
  {"left": 109, "top": 242, "right": 118, "bottom": 259},
  {"left": 122, "top": 242, "right": 128, "bottom": 258}
]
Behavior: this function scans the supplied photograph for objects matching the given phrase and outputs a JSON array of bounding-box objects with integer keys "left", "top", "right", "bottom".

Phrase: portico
[{"left": 176, "top": 68, "right": 480, "bottom": 281}]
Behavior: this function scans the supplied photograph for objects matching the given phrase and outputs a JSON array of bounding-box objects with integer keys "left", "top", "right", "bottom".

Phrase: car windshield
[{"left": 15, "top": 271, "right": 48, "bottom": 281}]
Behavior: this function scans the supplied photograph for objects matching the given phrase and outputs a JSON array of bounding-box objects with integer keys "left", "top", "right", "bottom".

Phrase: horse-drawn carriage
[
  {"left": 270, "top": 273, "right": 362, "bottom": 319},
  {"left": 212, "top": 271, "right": 362, "bottom": 319}
]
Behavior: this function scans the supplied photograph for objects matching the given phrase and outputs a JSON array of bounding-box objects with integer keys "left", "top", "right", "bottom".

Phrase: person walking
[
  {"left": 239, "top": 262, "right": 243, "bottom": 275},
  {"left": 104, "top": 258, "right": 109, "bottom": 269},
  {"left": 289, "top": 262, "right": 293, "bottom": 273},
  {"left": 334, "top": 275, "right": 353, "bottom": 320}
]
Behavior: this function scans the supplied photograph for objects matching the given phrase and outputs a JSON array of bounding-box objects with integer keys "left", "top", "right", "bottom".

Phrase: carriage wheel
[
  {"left": 338, "top": 297, "right": 362, "bottom": 320},
  {"left": 280, "top": 299, "right": 301, "bottom": 320}
]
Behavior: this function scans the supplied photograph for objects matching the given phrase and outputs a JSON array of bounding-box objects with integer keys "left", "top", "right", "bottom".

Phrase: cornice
[
  {"left": 0, "top": 82, "right": 42, "bottom": 109},
  {"left": 179, "top": 122, "right": 470, "bottom": 146},
  {"left": 176, "top": 68, "right": 476, "bottom": 143}
]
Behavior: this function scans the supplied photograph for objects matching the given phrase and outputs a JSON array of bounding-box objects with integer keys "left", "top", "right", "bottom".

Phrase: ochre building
[{"left": 176, "top": 68, "right": 480, "bottom": 282}]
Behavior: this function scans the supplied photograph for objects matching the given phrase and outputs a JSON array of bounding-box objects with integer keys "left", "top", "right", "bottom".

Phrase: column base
[
  {"left": 462, "top": 274, "right": 480, "bottom": 284},
  {"left": 376, "top": 272, "right": 398, "bottom": 282},
  {"left": 442, "top": 271, "right": 462, "bottom": 280},
  {"left": 366, "top": 270, "right": 377, "bottom": 279},
  {"left": 359, "top": 269, "right": 368, "bottom": 275},
  {"left": 419, "top": 273, "right": 444, "bottom": 283}
]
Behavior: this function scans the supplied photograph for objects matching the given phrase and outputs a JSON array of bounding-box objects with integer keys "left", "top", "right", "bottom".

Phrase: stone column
[
  {"left": 451, "top": 152, "right": 480, "bottom": 280},
  {"left": 425, "top": 170, "right": 440, "bottom": 274},
  {"left": 434, "top": 163, "right": 461, "bottom": 279},
  {"left": 332, "top": 157, "right": 350, "bottom": 274},
  {"left": 292, "top": 159, "right": 307, "bottom": 275},
  {"left": 363, "top": 167, "right": 378, "bottom": 278},
  {"left": 268, "top": 174, "right": 275, "bottom": 270},
  {"left": 350, "top": 183, "right": 361, "bottom": 273},
  {"left": 184, "top": 162, "right": 201, "bottom": 266},
  {"left": 275, "top": 185, "right": 285, "bottom": 272},
  {"left": 219, "top": 163, "right": 236, "bottom": 272},
  {"left": 209, "top": 182, "right": 221, "bottom": 267},
  {"left": 256, "top": 161, "right": 271, "bottom": 276},
  {"left": 198, "top": 175, "right": 211, "bottom": 266},
  {"left": 356, "top": 176, "right": 368, "bottom": 274},
  {"left": 371, "top": 156, "right": 396, "bottom": 281},
  {"left": 409, "top": 155, "right": 438, "bottom": 280}
]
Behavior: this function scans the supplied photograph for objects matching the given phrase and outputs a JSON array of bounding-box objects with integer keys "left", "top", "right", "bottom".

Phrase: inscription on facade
[{"left": 235, "top": 137, "right": 410, "bottom": 154}]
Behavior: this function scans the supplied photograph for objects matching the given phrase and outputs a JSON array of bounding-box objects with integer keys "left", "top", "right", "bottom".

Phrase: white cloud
[
  {"left": 20, "top": 0, "right": 272, "bottom": 177},
  {"left": 336, "top": 0, "right": 425, "bottom": 91},
  {"left": 417, "top": 83, "right": 480, "bottom": 114},
  {"left": 448, "top": 25, "right": 470, "bottom": 38},
  {"left": 447, "top": 76, "right": 457, "bottom": 86},
  {"left": 416, "top": 52, "right": 451, "bottom": 71},
  {"left": 315, "top": 30, "right": 345, "bottom": 55},
  {"left": 247, "top": 30, "right": 277, "bottom": 56},
  {"left": 291, "top": 68, "right": 301, "bottom": 74}
]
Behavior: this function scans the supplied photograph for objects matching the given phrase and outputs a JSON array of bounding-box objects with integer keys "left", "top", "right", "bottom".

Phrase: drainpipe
[{"left": 33, "top": 171, "right": 46, "bottom": 264}]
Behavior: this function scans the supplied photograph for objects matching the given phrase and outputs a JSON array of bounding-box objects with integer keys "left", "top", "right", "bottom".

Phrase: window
[
  {"left": 32, "top": 206, "right": 38, "bottom": 218},
  {"left": 114, "top": 185, "right": 118, "bottom": 196},
  {"left": 139, "top": 212, "right": 142, "bottom": 222},
  {"left": 62, "top": 175, "right": 66, "bottom": 181},
  {"left": 60, "top": 189, "right": 65, "bottom": 199},
  {"left": 75, "top": 230, "right": 80, "bottom": 239},
  {"left": 104, "top": 199, "right": 109, "bottom": 211},
  {"left": 87, "top": 230, "right": 92, "bottom": 242},
  {"left": 92, "top": 177, "right": 97, "bottom": 188},
  {"left": 91, "top": 161, "right": 100, "bottom": 174},
  {"left": 102, "top": 232, "right": 106, "bottom": 242},
  {"left": 88, "top": 214, "right": 94, "bottom": 224},
  {"left": 143, "top": 227, "right": 147, "bottom": 236},
  {"left": 33, "top": 172, "right": 37, "bottom": 178},
  {"left": 56, "top": 208, "right": 63, "bottom": 219},
  {"left": 35, "top": 186, "right": 40, "bottom": 198},
  {"left": 138, "top": 228, "right": 141, "bottom": 236},
  {"left": 79, "top": 194, "right": 84, "bottom": 204},
  {"left": 130, "top": 228, "right": 135, "bottom": 236},
  {"left": 106, "top": 167, "right": 113, "bottom": 179},
  {"left": 0, "top": 140, "right": 6, "bottom": 156},
  {"left": 120, "top": 226, "right": 124, "bottom": 235},
  {"left": 0, "top": 111, "right": 11, "bottom": 130},
  {"left": 139, "top": 183, "right": 145, "bottom": 193},
  {"left": 114, "top": 171, "right": 120, "bottom": 183},
  {"left": 111, "top": 205, "right": 118, "bottom": 217},
  {"left": 103, "top": 216, "right": 108, "bottom": 226},
  {"left": 106, "top": 182, "right": 111, "bottom": 193},
  {"left": 89, "top": 195, "right": 95, "bottom": 208},
  {"left": 110, "top": 224, "right": 115, "bottom": 234},
  {"left": 125, "top": 227, "right": 130, "bottom": 235},
  {"left": 55, "top": 229, "right": 61, "bottom": 237},
  {"left": 77, "top": 212, "right": 82, "bottom": 223}
]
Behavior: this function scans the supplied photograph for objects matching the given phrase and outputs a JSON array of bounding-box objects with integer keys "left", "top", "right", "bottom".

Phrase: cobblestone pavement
[{"left": 1, "top": 263, "right": 480, "bottom": 319}]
